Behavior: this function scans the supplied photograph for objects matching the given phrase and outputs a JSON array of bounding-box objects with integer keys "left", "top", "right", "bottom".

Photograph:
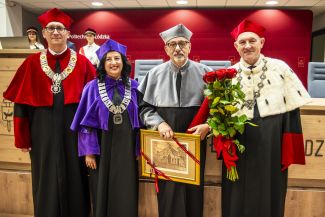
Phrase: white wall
[
  {"left": 0, "top": 0, "right": 7, "bottom": 36},
  {"left": 6, "top": 0, "right": 22, "bottom": 36},
  {"left": 0, "top": 0, "right": 22, "bottom": 36}
]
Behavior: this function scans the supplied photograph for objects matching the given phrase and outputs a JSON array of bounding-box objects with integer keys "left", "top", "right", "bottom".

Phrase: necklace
[
  {"left": 98, "top": 79, "right": 131, "bottom": 125},
  {"left": 237, "top": 58, "right": 268, "bottom": 110},
  {"left": 40, "top": 49, "right": 77, "bottom": 94}
]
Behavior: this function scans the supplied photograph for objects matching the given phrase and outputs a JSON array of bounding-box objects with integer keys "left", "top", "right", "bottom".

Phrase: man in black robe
[
  {"left": 138, "top": 24, "right": 211, "bottom": 217},
  {"left": 3, "top": 8, "right": 96, "bottom": 217}
]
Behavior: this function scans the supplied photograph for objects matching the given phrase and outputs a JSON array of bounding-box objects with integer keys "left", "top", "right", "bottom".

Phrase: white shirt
[
  {"left": 79, "top": 43, "right": 100, "bottom": 66},
  {"left": 48, "top": 46, "right": 68, "bottom": 55},
  {"left": 30, "top": 42, "right": 45, "bottom": 50}
]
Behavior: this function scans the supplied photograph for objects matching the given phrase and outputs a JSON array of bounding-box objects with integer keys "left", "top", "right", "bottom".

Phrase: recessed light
[
  {"left": 265, "top": 0, "right": 279, "bottom": 5},
  {"left": 176, "top": 0, "right": 188, "bottom": 5},
  {"left": 92, "top": 2, "right": 103, "bottom": 7}
]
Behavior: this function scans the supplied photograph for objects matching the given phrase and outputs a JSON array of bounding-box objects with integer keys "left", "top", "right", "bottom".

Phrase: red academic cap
[
  {"left": 38, "top": 8, "right": 73, "bottom": 29},
  {"left": 230, "top": 19, "right": 266, "bottom": 40}
]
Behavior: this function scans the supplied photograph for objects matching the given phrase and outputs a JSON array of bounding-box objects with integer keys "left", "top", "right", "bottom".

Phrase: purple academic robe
[{"left": 71, "top": 76, "right": 140, "bottom": 156}]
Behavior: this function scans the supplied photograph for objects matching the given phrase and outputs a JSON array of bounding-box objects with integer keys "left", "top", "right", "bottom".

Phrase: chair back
[
  {"left": 134, "top": 59, "right": 164, "bottom": 83},
  {"left": 200, "top": 60, "right": 231, "bottom": 70},
  {"left": 308, "top": 62, "right": 325, "bottom": 98}
]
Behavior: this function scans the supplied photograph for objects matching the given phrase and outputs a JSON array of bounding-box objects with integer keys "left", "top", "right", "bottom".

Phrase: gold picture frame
[{"left": 140, "top": 129, "right": 201, "bottom": 185}]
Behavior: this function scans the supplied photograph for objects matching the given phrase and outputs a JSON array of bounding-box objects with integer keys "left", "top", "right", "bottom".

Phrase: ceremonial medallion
[
  {"left": 51, "top": 83, "right": 61, "bottom": 94},
  {"left": 113, "top": 113, "right": 123, "bottom": 124}
]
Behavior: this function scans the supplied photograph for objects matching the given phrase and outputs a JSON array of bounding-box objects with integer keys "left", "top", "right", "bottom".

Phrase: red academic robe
[
  {"left": 3, "top": 48, "right": 96, "bottom": 149},
  {"left": 3, "top": 48, "right": 96, "bottom": 217}
]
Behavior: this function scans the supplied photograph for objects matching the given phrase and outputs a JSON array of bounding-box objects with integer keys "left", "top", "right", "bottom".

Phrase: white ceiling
[{"left": 7, "top": 0, "right": 325, "bottom": 16}]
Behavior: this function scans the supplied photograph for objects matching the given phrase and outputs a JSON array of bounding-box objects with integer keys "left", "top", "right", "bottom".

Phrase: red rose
[
  {"left": 216, "top": 69, "right": 226, "bottom": 80},
  {"left": 203, "top": 71, "right": 217, "bottom": 83},
  {"left": 225, "top": 68, "right": 237, "bottom": 79}
]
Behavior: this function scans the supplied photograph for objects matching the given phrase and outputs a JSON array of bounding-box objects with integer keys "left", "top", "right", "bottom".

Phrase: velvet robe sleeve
[
  {"left": 13, "top": 103, "right": 32, "bottom": 149},
  {"left": 186, "top": 97, "right": 210, "bottom": 132},
  {"left": 77, "top": 128, "right": 100, "bottom": 157},
  {"left": 281, "top": 108, "right": 305, "bottom": 170},
  {"left": 71, "top": 80, "right": 100, "bottom": 156}
]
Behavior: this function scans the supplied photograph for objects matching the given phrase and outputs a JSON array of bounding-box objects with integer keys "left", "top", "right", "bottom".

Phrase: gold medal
[{"left": 113, "top": 113, "right": 123, "bottom": 124}]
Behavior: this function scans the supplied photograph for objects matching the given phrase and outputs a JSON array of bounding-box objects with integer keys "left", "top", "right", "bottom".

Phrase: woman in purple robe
[{"left": 71, "top": 39, "right": 140, "bottom": 217}]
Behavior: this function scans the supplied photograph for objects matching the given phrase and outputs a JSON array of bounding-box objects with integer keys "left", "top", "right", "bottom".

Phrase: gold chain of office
[{"left": 40, "top": 49, "right": 77, "bottom": 94}]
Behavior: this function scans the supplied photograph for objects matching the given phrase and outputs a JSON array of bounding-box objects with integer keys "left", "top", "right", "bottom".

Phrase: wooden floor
[{"left": 1, "top": 170, "right": 325, "bottom": 217}]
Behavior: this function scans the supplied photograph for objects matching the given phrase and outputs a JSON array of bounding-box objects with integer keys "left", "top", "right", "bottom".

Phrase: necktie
[
  {"left": 176, "top": 71, "right": 182, "bottom": 105},
  {"left": 113, "top": 86, "right": 122, "bottom": 105},
  {"left": 112, "top": 85, "right": 123, "bottom": 124},
  {"left": 55, "top": 59, "right": 61, "bottom": 74}
]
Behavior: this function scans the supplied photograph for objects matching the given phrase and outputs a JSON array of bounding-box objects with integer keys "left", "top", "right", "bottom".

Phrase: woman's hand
[
  {"left": 85, "top": 155, "right": 97, "bottom": 170},
  {"left": 21, "top": 148, "right": 31, "bottom": 152},
  {"left": 187, "top": 123, "right": 211, "bottom": 140}
]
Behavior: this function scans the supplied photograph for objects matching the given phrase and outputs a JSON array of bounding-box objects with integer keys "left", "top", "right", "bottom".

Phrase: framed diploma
[{"left": 140, "top": 129, "right": 201, "bottom": 185}]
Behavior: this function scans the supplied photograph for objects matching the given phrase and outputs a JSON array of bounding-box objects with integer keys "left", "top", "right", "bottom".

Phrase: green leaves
[
  {"left": 204, "top": 76, "right": 254, "bottom": 152},
  {"left": 224, "top": 105, "right": 237, "bottom": 112},
  {"left": 227, "top": 127, "right": 236, "bottom": 137},
  {"left": 204, "top": 88, "right": 212, "bottom": 96},
  {"left": 211, "top": 97, "right": 220, "bottom": 107},
  {"left": 238, "top": 115, "right": 247, "bottom": 122},
  {"left": 203, "top": 69, "right": 258, "bottom": 182}
]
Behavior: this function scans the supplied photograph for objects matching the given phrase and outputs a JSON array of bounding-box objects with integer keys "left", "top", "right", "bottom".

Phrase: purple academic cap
[{"left": 96, "top": 39, "right": 127, "bottom": 60}]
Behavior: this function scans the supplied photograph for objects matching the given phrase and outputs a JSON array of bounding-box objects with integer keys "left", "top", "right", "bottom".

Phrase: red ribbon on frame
[
  {"left": 172, "top": 137, "right": 200, "bottom": 165},
  {"left": 141, "top": 151, "right": 172, "bottom": 193}
]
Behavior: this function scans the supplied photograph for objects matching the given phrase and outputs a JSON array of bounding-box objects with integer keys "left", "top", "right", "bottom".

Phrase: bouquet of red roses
[{"left": 203, "top": 68, "right": 255, "bottom": 181}]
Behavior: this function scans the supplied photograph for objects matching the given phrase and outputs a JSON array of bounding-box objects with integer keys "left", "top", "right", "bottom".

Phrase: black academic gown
[
  {"left": 138, "top": 60, "right": 211, "bottom": 217},
  {"left": 137, "top": 98, "right": 206, "bottom": 217},
  {"left": 221, "top": 106, "right": 303, "bottom": 217},
  {"left": 4, "top": 48, "right": 96, "bottom": 217},
  {"left": 156, "top": 107, "right": 207, "bottom": 217},
  {"left": 14, "top": 81, "right": 90, "bottom": 217},
  {"left": 88, "top": 88, "right": 139, "bottom": 217}
]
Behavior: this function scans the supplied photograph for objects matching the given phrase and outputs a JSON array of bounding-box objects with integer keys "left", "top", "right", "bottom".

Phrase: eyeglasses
[
  {"left": 166, "top": 41, "right": 189, "bottom": 50},
  {"left": 45, "top": 26, "right": 67, "bottom": 34},
  {"left": 237, "top": 38, "right": 258, "bottom": 47}
]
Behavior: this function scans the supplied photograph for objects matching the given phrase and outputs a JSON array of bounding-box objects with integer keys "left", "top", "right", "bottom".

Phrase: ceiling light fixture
[
  {"left": 265, "top": 0, "right": 279, "bottom": 5},
  {"left": 92, "top": 2, "right": 104, "bottom": 7},
  {"left": 176, "top": 0, "right": 188, "bottom": 5}
]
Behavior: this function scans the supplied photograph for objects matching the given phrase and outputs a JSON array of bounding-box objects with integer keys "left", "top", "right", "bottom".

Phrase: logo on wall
[
  {"left": 1, "top": 99, "right": 13, "bottom": 133},
  {"left": 70, "top": 34, "right": 110, "bottom": 40},
  {"left": 298, "top": 57, "right": 305, "bottom": 68}
]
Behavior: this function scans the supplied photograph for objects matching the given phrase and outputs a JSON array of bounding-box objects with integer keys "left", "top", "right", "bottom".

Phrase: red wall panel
[{"left": 68, "top": 9, "right": 312, "bottom": 87}]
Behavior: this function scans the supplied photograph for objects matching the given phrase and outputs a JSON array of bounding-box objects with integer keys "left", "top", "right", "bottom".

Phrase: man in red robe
[
  {"left": 3, "top": 8, "right": 96, "bottom": 217},
  {"left": 189, "top": 19, "right": 310, "bottom": 217}
]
